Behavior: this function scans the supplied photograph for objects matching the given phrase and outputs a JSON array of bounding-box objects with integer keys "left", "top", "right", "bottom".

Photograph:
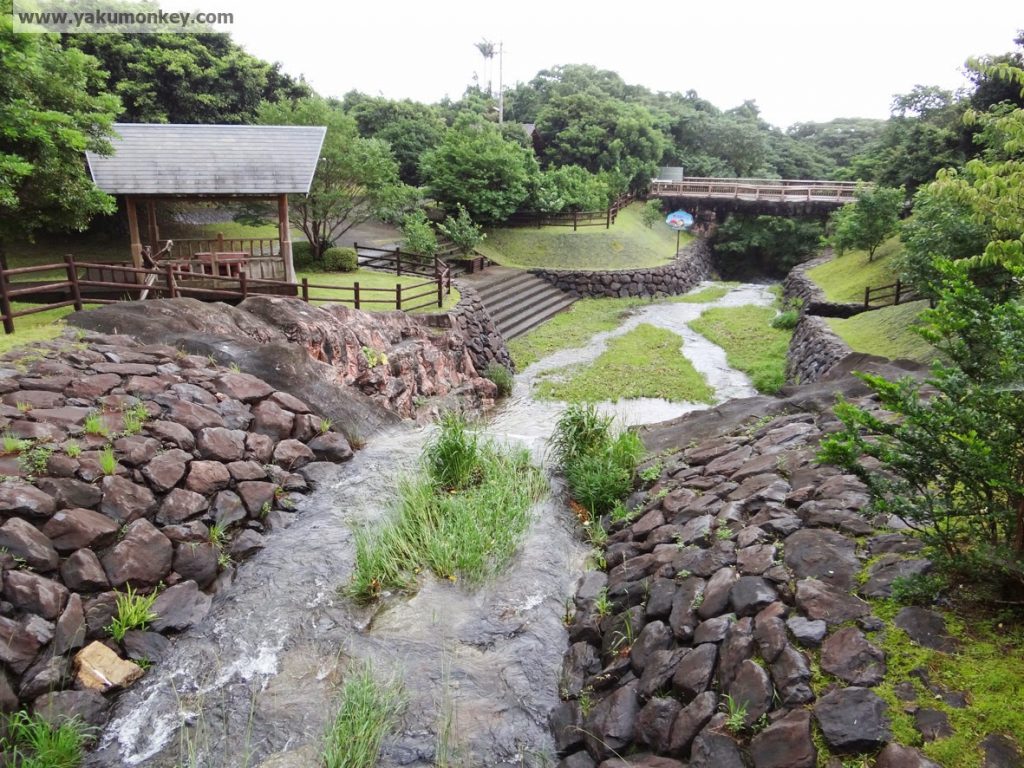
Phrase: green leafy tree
[
  {"left": 819, "top": 260, "right": 1024, "bottom": 592},
  {"left": 258, "top": 97, "right": 413, "bottom": 258},
  {"left": 343, "top": 92, "right": 446, "bottom": 185},
  {"left": 400, "top": 210, "right": 437, "bottom": 257},
  {"left": 640, "top": 200, "right": 664, "bottom": 229},
  {"left": 713, "top": 214, "right": 823, "bottom": 278},
  {"left": 532, "top": 166, "right": 609, "bottom": 212},
  {"left": 829, "top": 185, "right": 904, "bottom": 260},
  {"left": 65, "top": 1, "right": 309, "bottom": 124},
  {"left": 0, "top": 3, "right": 121, "bottom": 263},
  {"left": 419, "top": 114, "right": 539, "bottom": 222},
  {"left": 437, "top": 204, "right": 485, "bottom": 256}
]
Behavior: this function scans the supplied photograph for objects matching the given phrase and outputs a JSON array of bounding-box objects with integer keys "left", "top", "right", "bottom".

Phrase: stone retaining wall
[
  {"left": 783, "top": 252, "right": 865, "bottom": 318},
  {"left": 530, "top": 238, "right": 714, "bottom": 299},
  {"left": 0, "top": 332, "right": 354, "bottom": 723},
  {"left": 428, "top": 285, "right": 514, "bottom": 373},
  {"left": 786, "top": 312, "right": 852, "bottom": 385}
]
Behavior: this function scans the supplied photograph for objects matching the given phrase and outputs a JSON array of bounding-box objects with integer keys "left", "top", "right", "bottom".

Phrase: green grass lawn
[
  {"left": 688, "top": 305, "right": 792, "bottom": 394},
  {"left": 0, "top": 303, "right": 101, "bottom": 355},
  {"left": 297, "top": 269, "right": 460, "bottom": 313},
  {"left": 806, "top": 236, "right": 901, "bottom": 303},
  {"left": 669, "top": 282, "right": 740, "bottom": 304},
  {"left": 508, "top": 296, "right": 649, "bottom": 368},
  {"left": 477, "top": 203, "right": 688, "bottom": 271},
  {"left": 535, "top": 323, "right": 714, "bottom": 403},
  {"left": 825, "top": 300, "right": 937, "bottom": 362}
]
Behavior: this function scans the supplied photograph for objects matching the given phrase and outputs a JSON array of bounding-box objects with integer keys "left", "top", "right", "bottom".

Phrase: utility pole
[{"left": 498, "top": 41, "right": 504, "bottom": 124}]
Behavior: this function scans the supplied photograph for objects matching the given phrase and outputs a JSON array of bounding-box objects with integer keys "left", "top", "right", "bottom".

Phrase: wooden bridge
[{"left": 649, "top": 177, "right": 861, "bottom": 217}]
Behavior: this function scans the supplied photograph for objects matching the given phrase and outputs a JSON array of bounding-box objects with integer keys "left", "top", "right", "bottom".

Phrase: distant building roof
[
  {"left": 520, "top": 123, "right": 537, "bottom": 136},
  {"left": 86, "top": 123, "right": 327, "bottom": 196}
]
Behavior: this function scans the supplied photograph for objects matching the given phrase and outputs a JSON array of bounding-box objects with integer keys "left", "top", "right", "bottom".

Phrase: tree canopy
[{"left": 0, "top": 2, "right": 121, "bottom": 256}]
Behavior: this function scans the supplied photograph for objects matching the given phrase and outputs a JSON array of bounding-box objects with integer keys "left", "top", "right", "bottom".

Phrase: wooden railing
[
  {"left": 354, "top": 243, "right": 486, "bottom": 277},
  {"left": 504, "top": 193, "right": 635, "bottom": 230},
  {"left": 170, "top": 235, "right": 280, "bottom": 260},
  {"left": 649, "top": 177, "right": 861, "bottom": 204},
  {"left": 0, "top": 254, "right": 452, "bottom": 335},
  {"left": 864, "top": 279, "right": 921, "bottom": 309}
]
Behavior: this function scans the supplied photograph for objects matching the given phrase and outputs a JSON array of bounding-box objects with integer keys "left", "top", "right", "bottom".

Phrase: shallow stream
[{"left": 86, "top": 281, "right": 774, "bottom": 768}]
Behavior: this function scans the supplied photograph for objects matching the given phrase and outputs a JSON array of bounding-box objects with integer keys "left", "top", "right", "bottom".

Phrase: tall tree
[
  {"left": 258, "top": 97, "right": 412, "bottom": 257},
  {"left": 829, "top": 185, "right": 904, "bottom": 260},
  {"left": 65, "top": 2, "right": 309, "bottom": 124},
  {"left": 420, "top": 114, "right": 539, "bottom": 222},
  {"left": 0, "top": 0, "right": 122, "bottom": 264},
  {"left": 343, "top": 93, "right": 446, "bottom": 186}
]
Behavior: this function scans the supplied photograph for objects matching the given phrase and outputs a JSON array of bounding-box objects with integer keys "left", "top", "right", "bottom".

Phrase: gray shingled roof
[{"left": 86, "top": 123, "right": 327, "bottom": 196}]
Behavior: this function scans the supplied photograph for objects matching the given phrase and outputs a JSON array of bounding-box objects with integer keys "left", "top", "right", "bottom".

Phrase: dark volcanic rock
[
  {"left": 729, "top": 576, "right": 778, "bottom": 617},
  {"left": 672, "top": 643, "right": 717, "bottom": 701},
  {"left": 727, "top": 659, "right": 773, "bottom": 726},
  {"left": 0, "top": 481, "right": 57, "bottom": 518},
  {"left": 860, "top": 555, "right": 932, "bottom": 598},
  {"left": 101, "top": 519, "right": 172, "bottom": 587},
  {"left": 894, "top": 607, "right": 957, "bottom": 653},
  {"left": 196, "top": 427, "right": 247, "bottom": 462},
  {"left": 914, "top": 708, "right": 952, "bottom": 742},
  {"left": 36, "top": 477, "right": 102, "bottom": 510},
  {"left": 0, "top": 615, "right": 42, "bottom": 674},
  {"left": 982, "top": 734, "right": 1024, "bottom": 768},
  {"left": 185, "top": 460, "right": 231, "bottom": 495},
  {"left": 43, "top": 507, "right": 119, "bottom": 552},
  {"left": 100, "top": 475, "right": 158, "bottom": 523},
  {"left": 783, "top": 528, "right": 859, "bottom": 590},
  {"left": 272, "top": 439, "right": 315, "bottom": 469},
  {"left": 698, "top": 566, "right": 738, "bottom": 619},
  {"left": 4, "top": 570, "right": 69, "bottom": 619},
  {"left": 750, "top": 709, "right": 816, "bottom": 768},
  {"left": 172, "top": 541, "right": 219, "bottom": 588},
  {"left": 61, "top": 548, "right": 110, "bottom": 592},
  {"left": 157, "top": 488, "right": 208, "bottom": 525},
  {"left": 142, "top": 449, "right": 191, "bottom": 493},
  {"left": 123, "top": 630, "right": 171, "bottom": 664},
  {"left": 33, "top": 689, "right": 110, "bottom": 729},
  {"left": 874, "top": 743, "right": 942, "bottom": 768},
  {"left": 814, "top": 686, "right": 891, "bottom": 752},
  {"left": 668, "top": 690, "right": 717, "bottom": 755},
  {"left": 820, "top": 626, "right": 885, "bottom": 686},
  {"left": 786, "top": 616, "right": 827, "bottom": 647},
  {"left": 583, "top": 682, "right": 639, "bottom": 761},
  {"left": 638, "top": 648, "right": 685, "bottom": 700},
  {"left": 307, "top": 432, "right": 354, "bottom": 462},
  {"left": 0, "top": 517, "right": 59, "bottom": 571},
  {"left": 150, "top": 580, "right": 212, "bottom": 632},
  {"left": 689, "top": 722, "right": 746, "bottom": 768},
  {"left": 770, "top": 645, "right": 814, "bottom": 706},
  {"left": 635, "top": 696, "right": 681, "bottom": 753},
  {"left": 794, "top": 578, "right": 870, "bottom": 625},
  {"left": 630, "top": 620, "right": 673, "bottom": 674},
  {"left": 148, "top": 420, "right": 196, "bottom": 451}
]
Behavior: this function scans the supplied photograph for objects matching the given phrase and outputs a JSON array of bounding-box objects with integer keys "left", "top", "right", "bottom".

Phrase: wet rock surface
[
  {"left": 555, "top": 398, "right": 970, "bottom": 767},
  {"left": 0, "top": 332, "right": 358, "bottom": 719}
]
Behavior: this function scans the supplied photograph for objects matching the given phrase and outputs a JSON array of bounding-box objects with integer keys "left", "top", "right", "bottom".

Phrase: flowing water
[{"left": 86, "top": 281, "right": 774, "bottom": 768}]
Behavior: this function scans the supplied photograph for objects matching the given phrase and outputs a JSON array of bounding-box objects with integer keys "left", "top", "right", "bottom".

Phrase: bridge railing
[{"left": 649, "top": 177, "right": 862, "bottom": 203}]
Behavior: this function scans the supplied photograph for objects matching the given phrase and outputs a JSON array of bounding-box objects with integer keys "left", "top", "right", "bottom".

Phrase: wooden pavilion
[{"left": 85, "top": 123, "right": 326, "bottom": 283}]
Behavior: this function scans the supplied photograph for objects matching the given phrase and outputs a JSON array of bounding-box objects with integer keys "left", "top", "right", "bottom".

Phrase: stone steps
[{"left": 470, "top": 270, "right": 576, "bottom": 340}]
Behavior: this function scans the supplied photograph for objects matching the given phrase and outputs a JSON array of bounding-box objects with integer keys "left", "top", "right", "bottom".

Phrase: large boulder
[{"left": 101, "top": 519, "right": 173, "bottom": 587}]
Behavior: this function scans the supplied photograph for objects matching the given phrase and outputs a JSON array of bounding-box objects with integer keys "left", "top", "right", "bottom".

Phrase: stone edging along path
[
  {"left": 0, "top": 331, "right": 354, "bottom": 727},
  {"left": 530, "top": 239, "right": 714, "bottom": 299},
  {"left": 553, "top": 391, "right": 1013, "bottom": 768}
]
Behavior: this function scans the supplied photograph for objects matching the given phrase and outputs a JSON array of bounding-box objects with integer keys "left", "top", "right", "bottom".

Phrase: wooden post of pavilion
[
  {"left": 145, "top": 199, "right": 160, "bottom": 253},
  {"left": 125, "top": 196, "right": 143, "bottom": 268},
  {"left": 278, "top": 193, "right": 294, "bottom": 283}
]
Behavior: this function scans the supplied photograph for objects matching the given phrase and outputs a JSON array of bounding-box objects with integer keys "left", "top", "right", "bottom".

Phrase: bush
[
  {"left": 550, "top": 403, "right": 644, "bottom": 515},
  {"left": 401, "top": 210, "right": 438, "bottom": 257},
  {"left": 292, "top": 241, "right": 317, "bottom": 270},
  {"left": 770, "top": 309, "right": 799, "bottom": 329},
  {"left": 424, "top": 411, "right": 480, "bottom": 491},
  {"left": 323, "top": 247, "right": 358, "bottom": 272},
  {"left": 640, "top": 199, "right": 663, "bottom": 228},
  {"left": 818, "top": 261, "right": 1024, "bottom": 593},
  {"left": 482, "top": 363, "right": 513, "bottom": 397}
]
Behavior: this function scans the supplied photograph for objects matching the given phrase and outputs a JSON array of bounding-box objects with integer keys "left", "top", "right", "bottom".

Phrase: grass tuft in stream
[
  {"left": 347, "top": 413, "right": 546, "bottom": 603},
  {"left": 688, "top": 304, "right": 792, "bottom": 394},
  {"left": 322, "top": 663, "right": 405, "bottom": 768},
  {"left": 550, "top": 403, "right": 644, "bottom": 516}
]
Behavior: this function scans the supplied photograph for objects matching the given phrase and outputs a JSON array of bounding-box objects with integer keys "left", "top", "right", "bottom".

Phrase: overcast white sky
[{"left": 194, "top": 0, "right": 1019, "bottom": 129}]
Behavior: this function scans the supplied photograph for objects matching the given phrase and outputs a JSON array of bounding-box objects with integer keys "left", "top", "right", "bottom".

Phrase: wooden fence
[
  {"left": 353, "top": 244, "right": 486, "bottom": 276},
  {"left": 170, "top": 235, "right": 280, "bottom": 260},
  {"left": 0, "top": 254, "right": 452, "bottom": 335},
  {"left": 504, "top": 193, "right": 635, "bottom": 230},
  {"left": 863, "top": 279, "right": 920, "bottom": 309}
]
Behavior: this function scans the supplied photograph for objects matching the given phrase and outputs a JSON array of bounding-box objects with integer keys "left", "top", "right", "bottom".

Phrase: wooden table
[{"left": 193, "top": 251, "right": 249, "bottom": 277}]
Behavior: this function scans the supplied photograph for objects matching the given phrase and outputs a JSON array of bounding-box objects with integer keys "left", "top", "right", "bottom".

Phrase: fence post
[
  {"left": 301, "top": 278, "right": 309, "bottom": 302},
  {"left": 165, "top": 264, "right": 177, "bottom": 299},
  {"left": 354, "top": 281, "right": 360, "bottom": 310},
  {"left": 0, "top": 261, "right": 14, "bottom": 334},
  {"left": 395, "top": 283, "right": 402, "bottom": 311},
  {"left": 894, "top": 279, "right": 902, "bottom": 306},
  {"left": 239, "top": 270, "right": 248, "bottom": 299},
  {"left": 65, "top": 254, "right": 83, "bottom": 311},
  {"left": 573, "top": 211, "right": 578, "bottom": 232},
  {"left": 437, "top": 274, "right": 443, "bottom": 308},
  {"left": 864, "top": 286, "right": 870, "bottom": 308},
  {"left": 395, "top": 247, "right": 402, "bottom": 277},
  {"left": 606, "top": 207, "right": 611, "bottom": 229}
]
